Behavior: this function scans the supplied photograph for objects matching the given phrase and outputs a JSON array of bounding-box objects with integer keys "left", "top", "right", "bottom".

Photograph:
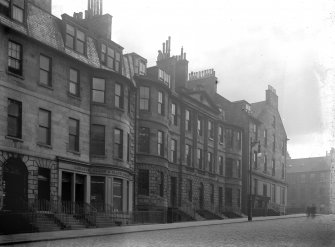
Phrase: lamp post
[{"left": 248, "top": 139, "right": 261, "bottom": 222}]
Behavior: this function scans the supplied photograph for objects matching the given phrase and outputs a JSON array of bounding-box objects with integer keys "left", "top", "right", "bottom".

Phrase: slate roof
[
  {"left": 287, "top": 157, "right": 330, "bottom": 173},
  {"left": 0, "top": 2, "right": 130, "bottom": 79}
]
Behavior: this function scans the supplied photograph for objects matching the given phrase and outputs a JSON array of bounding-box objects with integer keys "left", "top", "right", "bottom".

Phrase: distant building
[{"left": 287, "top": 149, "right": 335, "bottom": 214}]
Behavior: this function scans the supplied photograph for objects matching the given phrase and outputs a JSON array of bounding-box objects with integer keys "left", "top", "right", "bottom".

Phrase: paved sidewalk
[{"left": 0, "top": 214, "right": 307, "bottom": 245}]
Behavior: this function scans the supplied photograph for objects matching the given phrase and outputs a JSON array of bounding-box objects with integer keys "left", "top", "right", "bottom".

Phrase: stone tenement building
[
  {"left": 0, "top": 0, "right": 287, "bottom": 234},
  {"left": 0, "top": 0, "right": 136, "bottom": 231},
  {"left": 128, "top": 44, "right": 243, "bottom": 219},
  {"left": 187, "top": 77, "right": 288, "bottom": 216},
  {"left": 287, "top": 149, "right": 335, "bottom": 214}
]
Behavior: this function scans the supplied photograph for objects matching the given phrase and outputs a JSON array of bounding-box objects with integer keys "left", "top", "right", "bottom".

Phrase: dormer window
[
  {"left": 139, "top": 61, "right": 146, "bottom": 75},
  {"left": 0, "top": 0, "right": 25, "bottom": 23},
  {"left": 100, "top": 43, "right": 121, "bottom": 72},
  {"left": 106, "top": 47, "right": 114, "bottom": 68},
  {"left": 65, "top": 24, "right": 86, "bottom": 55},
  {"left": 158, "top": 69, "right": 170, "bottom": 87}
]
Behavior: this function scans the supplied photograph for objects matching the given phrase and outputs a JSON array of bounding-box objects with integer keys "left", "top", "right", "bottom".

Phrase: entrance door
[
  {"left": 62, "top": 172, "right": 72, "bottom": 202},
  {"left": 170, "top": 177, "right": 177, "bottom": 207},
  {"left": 3, "top": 158, "right": 28, "bottom": 211},
  {"left": 75, "top": 174, "right": 85, "bottom": 203},
  {"left": 199, "top": 183, "right": 204, "bottom": 209},
  {"left": 91, "top": 176, "right": 105, "bottom": 212}
]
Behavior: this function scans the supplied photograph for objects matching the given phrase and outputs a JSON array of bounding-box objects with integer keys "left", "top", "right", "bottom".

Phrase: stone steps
[{"left": 35, "top": 213, "right": 62, "bottom": 232}]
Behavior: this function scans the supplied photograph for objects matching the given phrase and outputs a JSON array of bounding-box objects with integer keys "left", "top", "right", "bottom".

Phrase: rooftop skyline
[{"left": 52, "top": 0, "right": 335, "bottom": 158}]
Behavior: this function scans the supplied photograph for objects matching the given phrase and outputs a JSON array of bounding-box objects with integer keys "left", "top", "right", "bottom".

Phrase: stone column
[
  {"left": 107, "top": 177, "right": 112, "bottom": 206},
  {"left": 71, "top": 173, "right": 76, "bottom": 203},
  {"left": 123, "top": 179, "right": 127, "bottom": 212},
  {"left": 58, "top": 170, "right": 62, "bottom": 198},
  {"left": 85, "top": 175, "right": 91, "bottom": 204},
  {"left": 129, "top": 181, "right": 133, "bottom": 212}
]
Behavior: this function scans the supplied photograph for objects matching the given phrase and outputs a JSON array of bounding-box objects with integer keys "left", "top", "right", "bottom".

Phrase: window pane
[
  {"left": 115, "top": 83, "right": 121, "bottom": 95},
  {"left": 107, "top": 47, "right": 114, "bottom": 57},
  {"left": 69, "top": 135, "right": 77, "bottom": 151},
  {"left": 114, "top": 129, "right": 121, "bottom": 143},
  {"left": 93, "top": 78, "right": 105, "bottom": 90},
  {"left": 7, "top": 117, "right": 19, "bottom": 137},
  {"left": 38, "top": 127, "right": 49, "bottom": 144},
  {"left": 107, "top": 57, "right": 114, "bottom": 68},
  {"left": 66, "top": 24, "right": 75, "bottom": 35},
  {"left": 70, "top": 69, "right": 78, "bottom": 82},
  {"left": 115, "top": 52, "right": 120, "bottom": 61},
  {"left": 39, "top": 70, "right": 49, "bottom": 85},
  {"left": 39, "top": 110, "right": 50, "bottom": 128},
  {"left": 8, "top": 101, "right": 19, "bottom": 116},
  {"left": 140, "top": 87, "right": 149, "bottom": 98},
  {"left": 76, "top": 30, "right": 85, "bottom": 41},
  {"left": 69, "top": 119, "right": 78, "bottom": 135},
  {"left": 92, "top": 91, "right": 104, "bottom": 103},
  {"left": 69, "top": 82, "right": 77, "bottom": 95},
  {"left": 12, "top": 5, "right": 23, "bottom": 23},
  {"left": 76, "top": 40, "right": 84, "bottom": 54}
]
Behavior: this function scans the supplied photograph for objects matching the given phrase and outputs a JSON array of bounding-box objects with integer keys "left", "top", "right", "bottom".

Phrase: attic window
[
  {"left": 139, "top": 61, "right": 146, "bottom": 75},
  {"left": 65, "top": 24, "right": 86, "bottom": 55},
  {"left": 0, "top": 0, "right": 24, "bottom": 23},
  {"left": 100, "top": 43, "right": 121, "bottom": 72},
  {"left": 158, "top": 69, "right": 170, "bottom": 87}
]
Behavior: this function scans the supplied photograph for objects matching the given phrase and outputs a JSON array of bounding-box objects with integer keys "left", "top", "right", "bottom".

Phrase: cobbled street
[{"left": 9, "top": 215, "right": 335, "bottom": 247}]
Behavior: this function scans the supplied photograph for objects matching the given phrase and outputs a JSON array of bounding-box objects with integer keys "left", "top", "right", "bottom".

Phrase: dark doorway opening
[
  {"left": 62, "top": 172, "right": 72, "bottom": 202},
  {"left": 38, "top": 167, "right": 50, "bottom": 201},
  {"left": 75, "top": 174, "right": 85, "bottom": 203},
  {"left": 3, "top": 157, "right": 28, "bottom": 211}
]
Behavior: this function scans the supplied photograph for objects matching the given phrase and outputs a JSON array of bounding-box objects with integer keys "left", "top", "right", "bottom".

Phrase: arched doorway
[
  {"left": 3, "top": 157, "right": 28, "bottom": 211},
  {"left": 199, "top": 183, "right": 204, "bottom": 209}
]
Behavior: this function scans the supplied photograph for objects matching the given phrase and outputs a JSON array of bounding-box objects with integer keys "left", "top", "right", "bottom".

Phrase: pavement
[{"left": 0, "top": 214, "right": 309, "bottom": 245}]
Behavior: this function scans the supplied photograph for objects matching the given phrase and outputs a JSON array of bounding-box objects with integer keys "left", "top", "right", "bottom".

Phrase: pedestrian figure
[{"left": 311, "top": 204, "right": 316, "bottom": 218}]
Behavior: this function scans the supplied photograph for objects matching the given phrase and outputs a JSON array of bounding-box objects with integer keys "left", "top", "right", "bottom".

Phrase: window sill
[
  {"left": 7, "top": 70, "right": 24, "bottom": 80},
  {"left": 68, "top": 92, "right": 81, "bottom": 100},
  {"left": 67, "top": 150, "right": 81, "bottom": 155},
  {"left": 65, "top": 45, "right": 87, "bottom": 57},
  {"left": 37, "top": 143, "right": 52, "bottom": 149},
  {"left": 38, "top": 82, "right": 53, "bottom": 90},
  {"left": 5, "top": 135, "right": 23, "bottom": 142},
  {"left": 91, "top": 154, "right": 106, "bottom": 158}
]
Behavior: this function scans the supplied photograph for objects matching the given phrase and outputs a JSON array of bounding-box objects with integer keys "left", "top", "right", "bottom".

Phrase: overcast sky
[{"left": 52, "top": 0, "right": 335, "bottom": 159}]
